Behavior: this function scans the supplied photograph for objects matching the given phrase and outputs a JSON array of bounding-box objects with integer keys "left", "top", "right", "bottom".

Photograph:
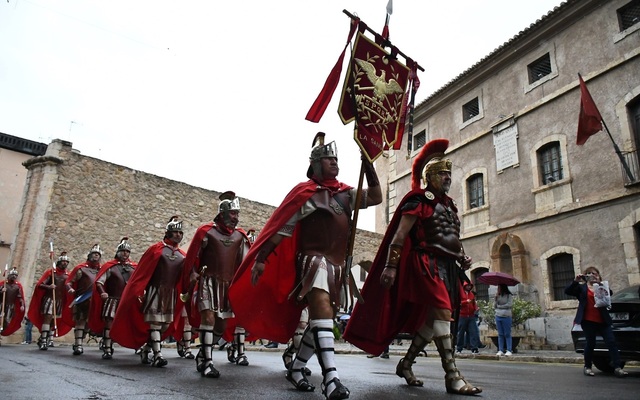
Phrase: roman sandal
[{"left": 286, "top": 369, "right": 315, "bottom": 392}]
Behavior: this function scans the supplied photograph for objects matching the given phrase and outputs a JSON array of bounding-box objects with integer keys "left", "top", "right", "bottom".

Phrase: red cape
[
  {"left": 180, "top": 224, "right": 253, "bottom": 341},
  {"left": 1, "top": 280, "right": 25, "bottom": 336},
  {"left": 88, "top": 259, "right": 138, "bottom": 334},
  {"left": 228, "top": 180, "right": 351, "bottom": 343},
  {"left": 110, "top": 241, "right": 184, "bottom": 349},
  {"left": 27, "top": 269, "right": 73, "bottom": 337},
  {"left": 344, "top": 189, "right": 442, "bottom": 355}
]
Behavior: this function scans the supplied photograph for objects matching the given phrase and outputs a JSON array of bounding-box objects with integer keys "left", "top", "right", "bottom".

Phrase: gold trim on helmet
[{"left": 422, "top": 156, "right": 452, "bottom": 184}]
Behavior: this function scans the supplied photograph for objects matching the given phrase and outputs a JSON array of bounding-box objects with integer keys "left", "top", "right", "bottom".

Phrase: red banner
[{"left": 338, "top": 32, "right": 410, "bottom": 162}]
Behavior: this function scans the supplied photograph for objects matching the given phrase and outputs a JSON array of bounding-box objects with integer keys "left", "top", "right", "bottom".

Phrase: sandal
[
  {"left": 321, "top": 377, "right": 350, "bottom": 400},
  {"left": 395, "top": 358, "right": 423, "bottom": 387},
  {"left": 583, "top": 367, "right": 594, "bottom": 376},
  {"left": 236, "top": 354, "right": 249, "bottom": 366},
  {"left": 151, "top": 354, "right": 168, "bottom": 368},
  {"left": 285, "top": 369, "right": 315, "bottom": 392},
  {"left": 201, "top": 362, "right": 220, "bottom": 378},
  {"left": 184, "top": 350, "right": 195, "bottom": 359},
  {"left": 445, "top": 376, "right": 482, "bottom": 395}
]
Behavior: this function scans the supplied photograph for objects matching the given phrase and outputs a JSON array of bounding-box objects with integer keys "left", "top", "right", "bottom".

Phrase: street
[{"left": 1, "top": 344, "right": 638, "bottom": 399}]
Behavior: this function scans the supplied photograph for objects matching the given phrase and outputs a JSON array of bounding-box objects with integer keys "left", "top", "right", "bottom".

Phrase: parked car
[{"left": 571, "top": 284, "right": 640, "bottom": 372}]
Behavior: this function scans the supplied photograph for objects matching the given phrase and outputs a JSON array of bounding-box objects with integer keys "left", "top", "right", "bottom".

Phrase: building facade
[{"left": 376, "top": 0, "right": 640, "bottom": 346}]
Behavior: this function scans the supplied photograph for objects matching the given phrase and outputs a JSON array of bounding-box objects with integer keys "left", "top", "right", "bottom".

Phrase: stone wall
[{"left": 5, "top": 139, "right": 382, "bottom": 343}]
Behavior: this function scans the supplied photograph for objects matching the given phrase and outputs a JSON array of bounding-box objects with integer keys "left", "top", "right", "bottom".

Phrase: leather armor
[
  {"left": 148, "top": 246, "right": 185, "bottom": 287},
  {"left": 199, "top": 227, "right": 246, "bottom": 281}
]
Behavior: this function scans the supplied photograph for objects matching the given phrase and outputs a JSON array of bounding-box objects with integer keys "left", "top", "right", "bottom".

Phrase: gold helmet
[
  {"left": 307, "top": 132, "right": 338, "bottom": 179},
  {"left": 411, "top": 138, "right": 450, "bottom": 190}
]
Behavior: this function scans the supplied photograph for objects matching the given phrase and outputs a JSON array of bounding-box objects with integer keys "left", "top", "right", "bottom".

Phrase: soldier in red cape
[
  {"left": 0, "top": 267, "right": 25, "bottom": 344},
  {"left": 180, "top": 192, "right": 251, "bottom": 379},
  {"left": 111, "top": 217, "right": 186, "bottom": 368},
  {"left": 343, "top": 139, "right": 482, "bottom": 396},
  {"left": 28, "top": 251, "right": 73, "bottom": 350},
  {"left": 229, "top": 133, "right": 381, "bottom": 400},
  {"left": 64, "top": 244, "right": 103, "bottom": 355},
  {"left": 88, "top": 237, "right": 137, "bottom": 360}
]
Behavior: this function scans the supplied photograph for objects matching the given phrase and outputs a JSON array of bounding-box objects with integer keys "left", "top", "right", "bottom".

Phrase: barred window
[
  {"left": 462, "top": 98, "right": 479, "bottom": 122},
  {"left": 413, "top": 130, "right": 426, "bottom": 151},
  {"left": 538, "top": 142, "right": 563, "bottom": 184},
  {"left": 549, "top": 253, "right": 574, "bottom": 301},
  {"left": 528, "top": 53, "right": 552, "bottom": 84},
  {"left": 618, "top": 0, "right": 640, "bottom": 31},
  {"left": 473, "top": 269, "right": 489, "bottom": 302},
  {"left": 467, "top": 174, "right": 484, "bottom": 209}
]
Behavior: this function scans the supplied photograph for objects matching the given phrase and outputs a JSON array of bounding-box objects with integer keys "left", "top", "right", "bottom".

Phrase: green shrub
[{"left": 477, "top": 297, "right": 541, "bottom": 330}]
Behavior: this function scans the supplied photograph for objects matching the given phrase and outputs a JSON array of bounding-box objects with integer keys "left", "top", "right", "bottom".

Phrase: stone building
[
  {"left": 2, "top": 138, "right": 382, "bottom": 343},
  {"left": 376, "top": 0, "right": 640, "bottom": 347}
]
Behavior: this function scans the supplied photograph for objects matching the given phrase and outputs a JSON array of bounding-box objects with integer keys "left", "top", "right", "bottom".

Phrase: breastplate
[
  {"left": 297, "top": 190, "right": 351, "bottom": 266},
  {"left": 76, "top": 266, "right": 99, "bottom": 295},
  {"left": 148, "top": 246, "right": 185, "bottom": 286},
  {"left": 2, "top": 283, "right": 20, "bottom": 304},
  {"left": 199, "top": 228, "right": 245, "bottom": 281},
  {"left": 104, "top": 264, "right": 133, "bottom": 297},
  {"left": 416, "top": 201, "right": 463, "bottom": 259},
  {"left": 53, "top": 272, "right": 68, "bottom": 300}
]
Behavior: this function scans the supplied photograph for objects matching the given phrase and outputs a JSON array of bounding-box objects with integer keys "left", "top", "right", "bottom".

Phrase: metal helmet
[
  {"left": 87, "top": 243, "right": 103, "bottom": 258},
  {"left": 115, "top": 237, "right": 132, "bottom": 258},
  {"left": 165, "top": 216, "right": 183, "bottom": 233},
  {"left": 410, "top": 139, "right": 450, "bottom": 190},
  {"left": 307, "top": 132, "right": 338, "bottom": 179},
  {"left": 56, "top": 251, "right": 70, "bottom": 267},
  {"left": 7, "top": 267, "right": 18, "bottom": 279},
  {"left": 217, "top": 191, "right": 240, "bottom": 214}
]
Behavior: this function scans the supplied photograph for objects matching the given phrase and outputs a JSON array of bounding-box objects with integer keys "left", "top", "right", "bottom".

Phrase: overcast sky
[{"left": 0, "top": 0, "right": 563, "bottom": 231}]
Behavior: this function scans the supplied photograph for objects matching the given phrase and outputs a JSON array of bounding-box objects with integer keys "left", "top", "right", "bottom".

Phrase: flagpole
[
  {"left": 601, "top": 120, "right": 635, "bottom": 182},
  {"left": 344, "top": 156, "right": 366, "bottom": 309}
]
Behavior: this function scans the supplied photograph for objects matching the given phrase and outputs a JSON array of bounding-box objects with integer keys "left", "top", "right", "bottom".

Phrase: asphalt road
[{"left": 1, "top": 344, "right": 638, "bottom": 399}]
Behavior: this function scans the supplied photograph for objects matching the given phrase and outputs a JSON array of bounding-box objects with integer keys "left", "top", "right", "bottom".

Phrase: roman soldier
[
  {"left": 65, "top": 244, "right": 102, "bottom": 355},
  {"left": 28, "top": 251, "right": 73, "bottom": 350},
  {"left": 111, "top": 217, "right": 187, "bottom": 368},
  {"left": 0, "top": 267, "right": 25, "bottom": 345},
  {"left": 182, "top": 192, "right": 251, "bottom": 378},
  {"left": 89, "top": 237, "right": 137, "bottom": 359},
  {"left": 229, "top": 133, "right": 382, "bottom": 400}
]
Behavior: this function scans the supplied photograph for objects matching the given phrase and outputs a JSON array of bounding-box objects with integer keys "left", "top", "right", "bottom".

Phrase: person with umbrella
[{"left": 494, "top": 284, "right": 514, "bottom": 356}]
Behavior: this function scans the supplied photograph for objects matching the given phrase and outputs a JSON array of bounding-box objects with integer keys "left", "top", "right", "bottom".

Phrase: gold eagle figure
[{"left": 354, "top": 58, "right": 404, "bottom": 102}]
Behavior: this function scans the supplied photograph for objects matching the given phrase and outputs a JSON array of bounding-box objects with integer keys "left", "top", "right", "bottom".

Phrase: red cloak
[
  {"left": 228, "top": 179, "right": 351, "bottom": 343},
  {"left": 0, "top": 280, "right": 25, "bottom": 336},
  {"left": 180, "top": 223, "right": 253, "bottom": 341},
  {"left": 88, "top": 259, "right": 138, "bottom": 334},
  {"left": 110, "top": 241, "right": 185, "bottom": 349},
  {"left": 343, "top": 188, "right": 458, "bottom": 356},
  {"left": 62, "top": 262, "right": 100, "bottom": 328},
  {"left": 27, "top": 269, "right": 73, "bottom": 337}
]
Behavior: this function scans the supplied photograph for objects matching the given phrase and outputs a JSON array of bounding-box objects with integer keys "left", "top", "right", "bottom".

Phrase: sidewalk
[{"left": 243, "top": 341, "right": 587, "bottom": 365}]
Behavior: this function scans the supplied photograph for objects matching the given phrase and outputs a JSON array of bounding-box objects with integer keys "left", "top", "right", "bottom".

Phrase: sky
[{"left": 0, "top": 0, "right": 564, "bottom": 231}]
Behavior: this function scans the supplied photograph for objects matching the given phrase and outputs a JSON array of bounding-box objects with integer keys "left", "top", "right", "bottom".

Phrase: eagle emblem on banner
[{"left": 338, "top": 32, "right": 410, "bottom": 162}]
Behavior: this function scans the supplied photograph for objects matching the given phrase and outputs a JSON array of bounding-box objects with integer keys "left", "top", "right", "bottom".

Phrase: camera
[{"left": 581, "top": 273, "right": 594, "bottom": 282}]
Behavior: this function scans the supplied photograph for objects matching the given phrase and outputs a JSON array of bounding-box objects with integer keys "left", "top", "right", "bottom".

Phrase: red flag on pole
[{"left": 576, "top": 74, "right": 603, "bottom": 146}]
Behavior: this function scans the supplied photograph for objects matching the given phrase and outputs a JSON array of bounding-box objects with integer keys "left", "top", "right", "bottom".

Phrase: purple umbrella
[{"left": 477, "top": 272, "right": 520, "bottom": 286}]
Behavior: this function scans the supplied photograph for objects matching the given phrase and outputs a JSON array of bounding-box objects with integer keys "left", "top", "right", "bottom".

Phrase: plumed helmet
[
  {"left": 165, "top": 216, "right": 183, "bottom": 233},
  {"left": 307, "top": 132, "right": 338, "bottom": 179},
  {"left": 217, "top": 191, "right": 240, "bottom": 214},
  {"left": 411, "top": 139, "right": 450, "bottom": 190},
  {"left": 115, "top": 237, "right": 131, "bottom": 257},
  {"left": 7, "top": 267, "right": 18, "bottom": 279},
  {"left": 87, "top": 243, "right": 103, "bottom": 258},
  {"left": 56, "top": 251, "right": 70, "bottom": 266}
]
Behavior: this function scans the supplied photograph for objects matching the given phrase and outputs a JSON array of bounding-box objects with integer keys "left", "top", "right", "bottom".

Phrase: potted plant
[{"left": 476, "top": 297, "right": 541, "bottom": 351}]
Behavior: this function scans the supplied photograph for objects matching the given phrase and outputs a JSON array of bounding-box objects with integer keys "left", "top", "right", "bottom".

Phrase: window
[
  {"left": 618, "top": 0, "right": 640, "bottom": 31},
  {"left": 413, "top": 130, "right": 426, "bottom": 151},
  {"left": 549, "top": 253, "right": 574, "bottom": 301},
  {"left": 462, "top": 98, "right": 479, "bottom": 122},
  {"left": 467, "top": 174, "right": 484, "bottom": 209},
  {"left": 538, "top": 142, "right": 563, "bottom": 184},
  {"left": 473, "top": 269, "right": 489, "bottom": 302},
  {"left": 527, "top": 53, "right": 552, "bottom": 84}
]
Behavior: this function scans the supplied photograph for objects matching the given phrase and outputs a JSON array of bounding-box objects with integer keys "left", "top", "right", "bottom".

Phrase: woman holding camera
[{"left": 564, "top": 266, "right": 627, "bottom": 377}]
